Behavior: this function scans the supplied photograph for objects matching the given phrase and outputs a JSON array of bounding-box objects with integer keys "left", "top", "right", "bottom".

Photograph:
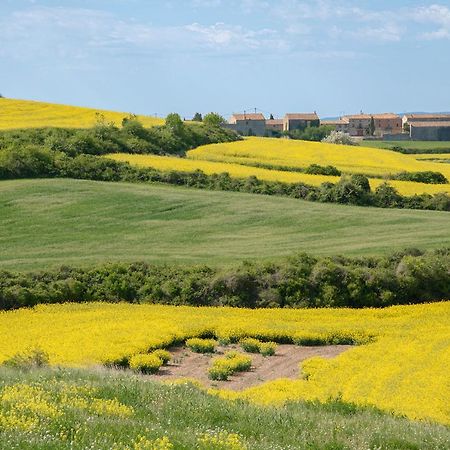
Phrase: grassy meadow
[
  {"left": 0, "top": 98, "right": 163, "bottom": 129},
  {"left": 1, "top": 368, "right": 449, "bottom": 450},
  {"left": 1, "top": 178, "right": 450, "bottom": 271},
  {"left": 361, "top": 140, "right": 450, "bottom": 153}
]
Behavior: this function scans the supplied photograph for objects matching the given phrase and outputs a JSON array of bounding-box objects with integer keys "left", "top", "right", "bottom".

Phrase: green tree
[
  {"left": 165, "top": 113, "right": 185, "bottom": 135},
  {"left": 203, "top": 112, "right": 226, "bottom": 127},
  {"left": 368, "top": 116, "right": 375, "bottom": 136},
  {"left": 192, "top": 112, "right": 203, "bottom": 122}
]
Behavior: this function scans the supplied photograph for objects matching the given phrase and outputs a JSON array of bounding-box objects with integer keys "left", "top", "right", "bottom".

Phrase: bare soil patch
[{"left": 149, "top": 344, "right": 351, "bottom": 391}]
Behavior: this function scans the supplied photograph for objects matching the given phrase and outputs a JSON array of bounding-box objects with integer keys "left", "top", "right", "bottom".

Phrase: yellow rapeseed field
[
  {"left": 0, "top": 98, "right": 163, "bottom": 129},
  {"left": 188, "top": 137, "right": 450, "bottom": 181},
  {"left": 107, "top": 153, "right": 450, "bottom": 196},
  {"left": 0, "top": 302, "right": 449, "bottom": 425}
]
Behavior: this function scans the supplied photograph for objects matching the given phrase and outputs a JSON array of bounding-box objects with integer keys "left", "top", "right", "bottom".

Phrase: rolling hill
[
  {"left": 0, "top": 98, "right": 163, "bottom": 129},
  {"left": 1, "top": 178, "right": 449, "bottom": 271}
]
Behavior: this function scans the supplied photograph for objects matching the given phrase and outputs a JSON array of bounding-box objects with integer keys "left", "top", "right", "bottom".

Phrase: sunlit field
[
  {"left": 108, "top": 152, "right": 450, "bottom": 196},
  {"left": 0, "top": 98, "right": 163, "bottom": 129},
  {"left": 188, "top": 137, "right": 450, "bottom": 180},
  {"left": 0, "top": 302, "right": 448, "bottom": 426}
]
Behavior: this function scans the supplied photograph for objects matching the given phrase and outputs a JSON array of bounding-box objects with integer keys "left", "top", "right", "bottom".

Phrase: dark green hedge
[
  {"left": 1, "top": 147, "right": 450, "bottom": 211},
  {"left": 0, "top": 249, "right": 448, "bottom": 310}
]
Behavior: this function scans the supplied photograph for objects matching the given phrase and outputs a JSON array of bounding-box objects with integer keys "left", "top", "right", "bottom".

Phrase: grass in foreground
[
  {"left": 1, "top": 302, "right": 449, "bottom": 425},
  {"left": 0, "top": 367, "right": 448, "bottom": 450},
  {"left": 1, "top": 178, "right": 449, "bottom": 271},
  {"left": 0, "top": 98, "right": 163, "bottom": 129}
]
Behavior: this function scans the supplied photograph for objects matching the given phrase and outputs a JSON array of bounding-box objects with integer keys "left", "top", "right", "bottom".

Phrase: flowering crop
[
  {"left": 186, "top": 338, "right": 218, "bottom": 353},
  {"left": 0, "top": 98, "right": 163, "bottom": 129},
  {"left": 1, "top": 302, "right": 449, "bottom": 424},
  {"left": 189, "top": 137, "right": 450, "bottom": 181},
  {"left": 208, "top": 351, "right": 252, "bottom": 380},
  {"left": 107, "top": 151, "right": 450, "bottom": 196}
]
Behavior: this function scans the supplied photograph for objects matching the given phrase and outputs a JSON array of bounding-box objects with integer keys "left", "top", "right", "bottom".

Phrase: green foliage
[
  {"left": 3, "top": 348, "right": 49, "bottom": 370},
  {"left": 240, "top": 338, "right": 277, "bottom": 356},
  {"left": 151, "top": 349, "right": 171, "bottom": 365},
  {"left": 128, "top": 353, "right": 163, "bottom": 374},
  {"left": 0, "top": 367, "right": 448, "bottom": 449},
  {"left": 285, "top": 125, "right": 332, "bottom": 141},
  {"left": 0, "top": 118, "right": 240, "bottom": 159},
  {"left": 208, "top": 351, "right": 252, "bottom": 380},
  {"left": 304, "top": 164, "right": 341, "bottom": 176},
  {"left": 259, "top": 342, "right": 277, "bottom": 356},
  {"left": 203, "top": 112, "right": 226, "bottom": 128},
  {"left": 1, "top": 249, "right": 448, "bottom": 310},
  {"left": 1, "top": 146, "right": 448, "bottom": 211},
  {"left": 186, "top": 338, "right": 217, "bottom": 353},
  {"left": 239, "top": 338, "right": 261, "bottom": 353},
  {"left": 392, "top": 171, "right": 448, "bottom": 184}
]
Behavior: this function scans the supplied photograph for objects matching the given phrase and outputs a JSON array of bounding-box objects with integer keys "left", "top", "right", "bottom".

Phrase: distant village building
[
  {"left": 343, "top": 113, "right": 401, "bottom": 137},
  {"left": 283, "top": 113, "right": 319, "bottom": 132},
  {"left": 402, "top": 113, "right": 450, "bottom": 130},
  {"left": 320, "top": 118, "right": 349, "bottom": 133},
  {"left": 226, "top": 113, "right": 266, "bottom": 136},
  {"left": 265, "top": 119, "right": 284, "bottom": 135},
  {"left": 409, "top": 121, "right": 450, "bottom": 141}
]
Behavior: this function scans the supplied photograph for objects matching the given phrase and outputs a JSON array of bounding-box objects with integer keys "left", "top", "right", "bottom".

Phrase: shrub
[
  {"left": 322, "top": 131, "right": 359, "bottom": 146},
  {"left": 129, "top": 353, "right": 163, "bottom": 374},
  {"left": 151, "top": 349, "right": 171, "bottom": 365},
  {"left": 392, "top": 171, "right": 448, "bottom": 184},
  {"left": 185, "top": 338, "right": 217, "bottom": 353},
  {"left": 3, "top": 348, "right": 49, "bottom": 370},
  {"left": 208, "top": 351, "right": 252, "bottom": 380},
  {"left": 305, "top": 164, "right": 341, "bottom": 176},
  {"left": 240, "top": 338, "right": 277, "bottom": 356},
  {"left": 259, "top": 342, "right": 277, "bottom": 356},
  {"left": 240, "top": 337, "right": 261, "bottom": 353}
]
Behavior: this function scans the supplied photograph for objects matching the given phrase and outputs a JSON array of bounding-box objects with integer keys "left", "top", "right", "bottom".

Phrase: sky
[{"left": 1, "top": 0, "right": 450, "bottom": 119}]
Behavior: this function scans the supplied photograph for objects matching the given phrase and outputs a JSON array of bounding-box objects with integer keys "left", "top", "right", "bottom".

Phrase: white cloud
[
  {"left": 411, "top": 4, "right": 450, "bottom": 40},
  {"left": 0, "top": 6, "right": 288, "bottom": 60}
]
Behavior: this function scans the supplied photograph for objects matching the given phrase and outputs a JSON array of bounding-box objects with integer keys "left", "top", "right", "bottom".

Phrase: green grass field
[
  {"left": 0, "top": 367, "right": 448, "bottom": 450},
  {"left": 362, "top": 140, "right": 450, "bottom": 153},
  {"left": 1, "top": 178, "right": 449, "bottom": 271}
]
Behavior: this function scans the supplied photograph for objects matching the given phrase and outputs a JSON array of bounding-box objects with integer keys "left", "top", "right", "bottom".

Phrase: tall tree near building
[{"left": 369, "top": 116, "right": 376, "bottom": 136}]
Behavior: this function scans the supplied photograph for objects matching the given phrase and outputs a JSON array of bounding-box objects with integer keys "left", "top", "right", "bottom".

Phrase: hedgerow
[
  {"left": 1, "top": 146, "right": 449, "bottom": 211},
  {"left": 0, "top": 249, "right": 448, "bottom": 311}
]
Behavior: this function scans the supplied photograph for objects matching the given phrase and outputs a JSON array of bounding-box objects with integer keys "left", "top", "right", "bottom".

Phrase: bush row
[
  {"left": 391, "top": 171, "right": 448, "bottom": 184},
  {"left": 0, "top": 114, "right": 239, "bottom": 157},
  {"left": 0, "top": 249, "right": 448, "bottom": 310},
  {"left": 1, "top": 146, "right": 449, "bottom": 211}
]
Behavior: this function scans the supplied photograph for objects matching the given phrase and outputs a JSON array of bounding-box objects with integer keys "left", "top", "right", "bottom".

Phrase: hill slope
[
  {"left": 0, "top": 178, "right": 449, "bottom": 271},
  {"left": 0, "top": 98, "right": 163, "bottom": 129}
]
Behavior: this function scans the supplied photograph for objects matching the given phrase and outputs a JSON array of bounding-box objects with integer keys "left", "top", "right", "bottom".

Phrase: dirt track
[{"left": 149, "top": 344, "right": 352, "bottom": 390}]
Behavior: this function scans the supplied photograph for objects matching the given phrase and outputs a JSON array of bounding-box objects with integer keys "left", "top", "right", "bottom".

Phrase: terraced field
[
  {"left": 108, "top": 137, "right": 450, "bottom": 196},
  {"left": 1, "top": 178, "right": 450, "bottom": 270},
  {"left": 0, "top": 98, "right": 163, "bottom": 129}
]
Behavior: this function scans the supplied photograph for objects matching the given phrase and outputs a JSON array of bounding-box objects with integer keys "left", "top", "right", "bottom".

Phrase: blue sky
[{"left": 1, "top": 0, "right": 449, "bottom": 119}]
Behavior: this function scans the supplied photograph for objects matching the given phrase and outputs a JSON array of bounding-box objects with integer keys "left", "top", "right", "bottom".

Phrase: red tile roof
[
  {"left": 404, "top": 113, "right": 450, "bottom": 120},
  {"left": 284, "top": 113, "right": 319, "bottom": 121},
  {"left": 231, "top": 113, "right": 265, "bottom": 121}
]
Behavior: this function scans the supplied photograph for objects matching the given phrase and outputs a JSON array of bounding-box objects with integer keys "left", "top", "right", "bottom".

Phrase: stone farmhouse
[
  {"left": 402, "top": 114, "right": 450, "bottom": 140},
  {"left": 409, "top": 121, "right": 450, "bottom": 140},
  {"left": 226, "top": 113, "right": 266, "bottom": 136},
  {"left": 225, "top": 112, "right": 319, "bottom": 136},
  {"left": 223, "top": 110, "right": 450, "bottom": 140},
  {"left": 341, "top": 113, "right": 402, "bottom": 137},
  {"left": 283, "top": 113, "right": 319, "bottom": 131}
]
